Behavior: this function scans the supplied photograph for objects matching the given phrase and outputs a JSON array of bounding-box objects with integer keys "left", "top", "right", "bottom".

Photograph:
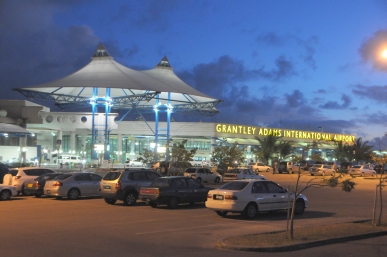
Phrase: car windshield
[
  {"left": 103, "top": 171, "right": 121, "bottom": 180},
  {"left": 150, "top": 178, "right": 171, "bottom": 188},
  {"left": 219, "top": 181, "right": 249, "bottom": 190},
  {"left": 351, "top": 165, "right": 362, "bottom": 169},
  {"left": 228, "top": 169, "right": 241, "bottom": 174}
]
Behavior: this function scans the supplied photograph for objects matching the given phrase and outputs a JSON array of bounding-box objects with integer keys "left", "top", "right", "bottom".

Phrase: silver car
[
  {"left": 309, "top": 164, "right": 336, "bottom": 176},
  {"left": 44, "top": 172, "right": 102, "bottom": 199}
]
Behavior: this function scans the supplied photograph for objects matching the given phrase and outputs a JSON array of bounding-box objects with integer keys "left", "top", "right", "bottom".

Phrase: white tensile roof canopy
[{"left": 13, "top": 43, "right": 222, "bottom": 116}]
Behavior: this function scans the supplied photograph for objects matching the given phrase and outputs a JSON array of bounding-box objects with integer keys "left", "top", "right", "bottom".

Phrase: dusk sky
[{"left": 1, "top": 0, "right": 387, "bottom": 148}]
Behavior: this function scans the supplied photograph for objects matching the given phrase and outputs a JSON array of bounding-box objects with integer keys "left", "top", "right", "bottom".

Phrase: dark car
[
  {"left": 0, "top": 163, "right": 10, "bottom": 184},
  {"left": 23, "top": 173, "right": 64, "bottom": 197},
  {"left": 139, "top": 176, "right": 212, "bottom": 209}
]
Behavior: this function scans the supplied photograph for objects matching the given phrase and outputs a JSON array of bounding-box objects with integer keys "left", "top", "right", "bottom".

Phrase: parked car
[
  {"left": 23, "top": 173, "right": 64, "bottom": 197},
  {"left": 374, "top": 164, "right": 387, "bottom": 174},
  {"left": 205, "top": 179, "right": 308, "bottom": 219},
  {"left": 247, "top": 162, "right": 272, "bottom": 173},
  {"left": 223, "top": 168, "right": 266, "bottom": 182},
  {"left": 278, "top": 161, "right": 298, "bottom": 174},
  {"left": 348, "top": 165, "right": 376, "bottom": 177},
  {"left": 309, "top": 164, "right": 336, "bottom": 176},
  {"left": 4, "top": 167, "right": 55, "bottom": 195},
  {"left": 139, "top": 176, "right": 212, "bottom": 208},
  {"left": 0, "top": 162, "right": 10, "bottom": 184},
  {"left": 99, "top": 169, "right": 161, "bottom": 205},
  {"left": 126, "top": 160, "right": 145, "bottom": 167},
  {"left": 184, "top": 167, "right": 222, "bottom": 183},
  {"left": 0, "top": 184, "right": 17, "bottom": 200},
  {"left": 44, "top": 172, "right": 102, "bottom": 199}
]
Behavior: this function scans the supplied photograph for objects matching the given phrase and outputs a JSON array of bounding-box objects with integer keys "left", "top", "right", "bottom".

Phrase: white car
[
  {"left": 348, "top": 165, "right": 376, "bottom": 177},
  {"left": 222, "top": 168, "right": 266, "bottom": 182},
  {"left": 248, "top": 162, "right": 272, "bottom": 173},
  {"left": 5, "top": 167, "right": 56, "bottom": 195},
  {"left": 205, "top": 179, "right": 308, "bottom": 219},
  {"left": 0, "top": 184, "right": 18, "bottom": 200},
  {"left": 309, "top": 164, "right": 336, "bottom": 176},
  {"left": 184, "top": 167, "right": 222, "bottom": 183}
]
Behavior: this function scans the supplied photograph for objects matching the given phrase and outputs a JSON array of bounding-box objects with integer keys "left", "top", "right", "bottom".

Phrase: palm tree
[{"left": 252, "top": 135, "right": 293, "bottom": 165}]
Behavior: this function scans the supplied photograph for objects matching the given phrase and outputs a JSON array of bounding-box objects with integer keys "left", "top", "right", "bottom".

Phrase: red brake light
[
  {"left": 53, "top": 182, "right": 63, "bottom": 186},
  {"left": 225, "top": 195, "right": 238, "bottom": 200},
  {"left": 34, "top": 182, "right": 39, "bottom": 187},
  {"left": 115, "top": 181, "right": 121, "bottom": 190},
  {"left": 207, "top": 194, "right": 212, "bottom": 198},
  {"left": 140, "top": 188, "right": 159, "bottom": 195}
]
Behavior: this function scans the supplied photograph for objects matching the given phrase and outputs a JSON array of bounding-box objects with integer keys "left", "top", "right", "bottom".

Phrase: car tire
[
  {"left": 149, "top": 201, "right": 157, "bottom": 208},
  {"left": 294, "top": 199, "right": 305, "bottom": 214},
  {"left": 67, "top": 188, "right": 80, "bottom": 200},
  {"left": 0, "top": 190, "right": 11, "bottom": 200},
  {"left": 104, "top": 198, "right": 117, "bottom": 205},
  {"left": 214, "top": 177, "right": 220, "bottom": 183},
  {"left": 216, "top": 211, "right": 228, "bottom": 217},
  {"left": 243, "top": 203, "right": 258, "bottom": 219},
  {"left": 255, "top": 168, "right": 259, "bottom": 173},
  {"left": 168, "top": 197, "right": 179, "bottom": 209},
  {"left": 266, "top": 168, "right": 270, "bottom": 172},
  {"left": 196, "top": 177, "right": 202, "bottom": 183},
  {"left": 21, "top": 186, "right": 27, "bottom": 196},
  {"left": 123, "top": 192, "right": 137, "bottom": 206},
  {"left": 361, "top": 172, "right": 365, "bottom": 177}
]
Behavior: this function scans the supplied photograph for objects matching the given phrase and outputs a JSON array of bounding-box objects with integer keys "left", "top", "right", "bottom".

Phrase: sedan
[
  {"left": 44, "top": 173, "right": 102, "bottom": 199},
  {"left": 139, "top": 176, "right": 212, "bottom": 209},
  {"left": 205, "top": 179, "right": 308, "bottom": 219},
  {"left": 0, "top": 184, "right": 17, "bottom": 200},
  {"left": 23, "top": 173, "right": 64, "bottom": 197},
  {"left": 348, "top": 165, "right": 376, "bottom": 177},
  {"left": 248, "top": 162, "right": 272, "bottom": 173},
  {"left": 309, "top": 164, "right": 336, "bottom": 176},
  {"left": 222, "top": 168, "right": 266, "bottom": 182}
]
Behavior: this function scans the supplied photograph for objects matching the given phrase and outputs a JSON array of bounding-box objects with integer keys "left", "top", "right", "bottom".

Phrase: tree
[
  {"left": 334, "top": 138, "right": 373, "bottom": 164},
  {"left": 169, "top": 139, "right": 197, "bottom": 175},
  {"left": 252, "top": 135, "right": 293, "bottom": 165},
  {"left": 370, "top": 153, "right": 387, "bottom": 226},
  {"left": 211, "top": 139, "right": 245, "bottom": 174},
  {"left": 136, "top": 148, "right": 157, "bottom": 166},
  {"left": 310, "top": 153, "right": 324, "bottom": 163}
]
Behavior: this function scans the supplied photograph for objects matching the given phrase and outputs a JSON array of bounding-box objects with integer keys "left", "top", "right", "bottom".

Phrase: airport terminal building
[{"left": 0, "top": 44, "right": 356, "bottom": 166}]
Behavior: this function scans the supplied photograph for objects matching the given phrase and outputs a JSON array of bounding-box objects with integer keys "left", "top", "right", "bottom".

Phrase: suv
[
  {"left": 247, "top": 162, "right": 272, "bottom": 173},
  {"left": 99, "top": 169, "right": 161, "bottom": 206},
  {"left": 184, "top": 167, "right": 222, "bottom": 183},
  {"left": 5, "top": 167, "right": 55, "bottom": 195}
]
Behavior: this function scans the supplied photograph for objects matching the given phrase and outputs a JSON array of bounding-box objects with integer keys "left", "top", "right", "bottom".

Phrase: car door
[
  {"left": 172, "top": 178, "right": 190, "bottom": 203},
  {"left": 251, "top": 181, "right": 274, "bottom": 211},
  {"left": 129, "top": 171, "right": 148, "bottom": 191},
  {"left": 197, "top": 168, "right": 206, "bottom": 181},
  {"left": 74, "top": 174, "right": 92, "bottom": 195},
  {"left": 264, "top": 181, "right": 290, "bottom": 210},
  {"left": 89, "top": 174, "right": 102, "bottom": 195},
  {"left": 186, "top": 178, "right": 207, "bottom": 203}
]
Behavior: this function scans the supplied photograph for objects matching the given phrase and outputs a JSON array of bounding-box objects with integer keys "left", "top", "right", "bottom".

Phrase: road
[{"left": 1, "top": 172, "right": 386, "bottom": 257}]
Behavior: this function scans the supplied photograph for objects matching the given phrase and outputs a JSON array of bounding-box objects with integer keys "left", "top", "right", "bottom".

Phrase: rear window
[
  {"left": 150, "top": 178, "right": 171, "bottom": 188},
  {"left": 55, "top": 174, "right": 72, "bottom": 180},
  {"left": 219, "top": 181, "right": 249, "bottom": 191},
  {"left": 103, "top": 171, "right": 121, "bottom": 180}
]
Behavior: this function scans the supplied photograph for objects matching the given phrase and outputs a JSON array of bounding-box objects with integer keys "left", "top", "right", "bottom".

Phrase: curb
[{"left": 218, "top": 231, "right": 387, "bottom": 252}]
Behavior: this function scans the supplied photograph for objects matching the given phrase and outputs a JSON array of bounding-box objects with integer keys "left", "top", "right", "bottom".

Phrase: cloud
[
  {"left": 319, "top": 94, "right": 352, "bottom": 109},
  {"left": 352, "top": 84, "right": 387, "bottom": 102},
  {"left": 359, "top": 29, "right": 387, "bottom": 72},
  {"left": 256, "top": 32, "right": 318, "bottom": 70},
  {"left": 285, "top": 90, "right": 306, "bottom": 108}
]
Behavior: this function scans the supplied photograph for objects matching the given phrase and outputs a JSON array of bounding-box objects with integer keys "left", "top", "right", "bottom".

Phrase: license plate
[
  {"left": 215, "top": 195, "right": 224, "bottom": 200},
  {"left": 28, "top": 184, "right": 33, "bottom": 188},
  {"left": 103, "top": 185, "right": 111, "bottom": 190}
]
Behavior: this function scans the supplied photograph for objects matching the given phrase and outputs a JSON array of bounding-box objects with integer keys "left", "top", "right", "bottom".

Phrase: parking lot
[{"left": 1, "top": 171, "right": 386, "bottom": 256}]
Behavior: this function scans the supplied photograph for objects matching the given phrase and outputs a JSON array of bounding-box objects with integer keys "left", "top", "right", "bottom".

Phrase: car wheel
[
  {"left": 68, "top": 188, "right": 80, "bottom": 200},
  {"left": 21, "top": 186, "right": 27, "bottom": 196},
  {"left": 243, "top": 203, "right": 258, "bottom": 219},
  {"left": 123, "top": 192, "right": 137, "bottom": 206},
  {"left": 168, "top": 197, "right": 179, "bottom": 209},
  {"left": 255, "top": 168, "right": 259, "bottom": 173},
  {"left": 361, "top": 172, "right": 365, "bottom": 177},
  {"left": 216, "top": 211, "right": 228, "bottom": 217},
  {"left": 294, "top": 199, "right": 305, "bottom": 214},
  {"left": 214, "top": 177, "right": 220, "bottom": 183},
  {"left": 104, "top": 198, "right": 117, "bottom": 205},
  {"left": 149, "top": 201, "right": 158, "bottom": 208},
  {"left": 196, "top": 177, "right": 202, "bottom": 183},
  {"left": 372, "top": 172, "right": 376, "bottom": 177},
  {"left": 266, "top": 168, "right": 270, "bottom": 172},
  {"left": 0, "top": 190, "right": 11, "bottom": 200}
]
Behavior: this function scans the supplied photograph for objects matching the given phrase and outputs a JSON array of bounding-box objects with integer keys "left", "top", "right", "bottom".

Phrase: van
[{"left": 57, "top": 155, "right": 83, "bottom": 165}]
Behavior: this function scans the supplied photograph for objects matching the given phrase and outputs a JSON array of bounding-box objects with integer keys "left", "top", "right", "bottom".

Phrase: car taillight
[
  {"left": 115, "top": 181, "right": 121, "bottom": 190},
  {"left": 34, "top": 182, "right": 39, "bottom": 187},
  {"left": 140, "top": 188, "right": 159, "bottom": 195},
  {"left": 53, "top": 182, "right": 63, "bottom": 186},
  {"left": 207, "top": 194, "right": 212, "bottom": 198},
  {"left": 225, "top": 195, "right": 238, "bottom": 200}
]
